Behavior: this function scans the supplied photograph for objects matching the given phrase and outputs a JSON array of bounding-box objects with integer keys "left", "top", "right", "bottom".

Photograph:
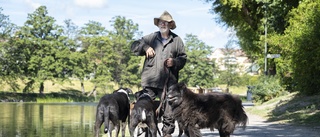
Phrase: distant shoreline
[{"left": 0, "top": 92, "right": 95, "bottom": 102}]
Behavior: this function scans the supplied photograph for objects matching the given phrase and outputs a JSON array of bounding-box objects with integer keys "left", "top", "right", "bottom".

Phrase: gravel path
[{"left": 157, "top": 107, "right": 320, "bottom": 137}]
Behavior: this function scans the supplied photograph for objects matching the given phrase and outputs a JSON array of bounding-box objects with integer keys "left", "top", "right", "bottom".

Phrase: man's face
[{"left": 158, "top": 20, "right": 170, "bottom": 33}]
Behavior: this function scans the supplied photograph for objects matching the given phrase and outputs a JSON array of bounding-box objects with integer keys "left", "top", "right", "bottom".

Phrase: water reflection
[{"left": 0, "top": 102, "right": 97, "bottom": 137}]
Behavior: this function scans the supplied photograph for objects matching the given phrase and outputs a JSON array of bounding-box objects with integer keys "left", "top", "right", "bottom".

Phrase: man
[{"left": 131, "top": 10, "right": 187, "bottom": 137}]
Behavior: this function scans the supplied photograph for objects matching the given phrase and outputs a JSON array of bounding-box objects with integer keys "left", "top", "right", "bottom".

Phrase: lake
[{"left": 0, "top": 102, "right": 99, "bottom": 137}]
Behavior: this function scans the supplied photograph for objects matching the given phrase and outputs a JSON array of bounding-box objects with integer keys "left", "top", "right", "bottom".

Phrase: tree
[
  {"left": 202, "top": 1, "right": 300, "bottom": 76},
  {"left": 0, "top": 8, "right": 19, "bottom": 91},
  {"left": 79, "top": 20, "right": 106, "bottom": 37},
  {"left": 180, "top": 34, "right": 215, "bottom": 88},
  {"left": 62, "top": 19, "right": 80, "bottom": 51},
  {"left": 61, "top": 19, "right": 90, "bottom": 94},
  {"left": 219, "top": 31, "right": 241, "bottom": 92},
  {"left": 204, "top": 0, "right": 299, "bottom": 54},
  {"left": 107, "top": 16, "right": 142, "bottom": 88},
  {"left": 10, "top": 6, "right": 71, "bottom": 93},
  {"left": 78, "top": 20, "right": 116, "bottom": 97},
  {"left": 85, "top": 37, "right": 114, "bottom": 97},
  {"left": 202, "top": 0, "right": 320, "bottom": 94},
  {"left": 0, "top": 8, "right": 17, "bottom": 40},
  {"left": 271, "top": 0, "right": 320, "bottom": 95}
]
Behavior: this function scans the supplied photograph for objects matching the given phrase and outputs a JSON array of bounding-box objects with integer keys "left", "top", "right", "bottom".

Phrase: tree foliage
[
  {"left": 8, "top": 6, "right": 70, "bottom": 93},
  {"left": 107, "top": 16, "right": 142, "bottom": 88},
  {"left": 0, "top": 8, "right": 17, "bottom": 40},
  {"left": 79, "top": 20, "right": 106, "bottom": 36},
  {"left": 0, "top": 6, "right": 145, "bottom": 94},
  {"left": 0, "top": 8, "right": 19, "bottom": 90},
  {"left": 277, "top": 0, "right": 320, "bottom": 95},
  {"left": 180, "top": 34, "right": 214, "bottom": 88},
  {"left": 204, "top": 0, "right": 320, "bottom": 94},
  {"left": 218, "top": 34, "right": 241, "bottom": 88}
]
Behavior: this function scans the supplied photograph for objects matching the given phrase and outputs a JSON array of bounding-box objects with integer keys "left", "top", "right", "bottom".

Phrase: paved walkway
[{"left": 151, "top": 106, "right": 320, "bottom": 137}]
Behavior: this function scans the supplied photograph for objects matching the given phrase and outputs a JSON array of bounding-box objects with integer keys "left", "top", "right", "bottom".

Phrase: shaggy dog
[
  {"left": 94, "top": 88, "right": 132, "bottom": 137},
  {"left": 129, "top": 92, "right": 160, "bottom": 137},
  {"left": 167, "top": 83, "right": 248, "bottom": 137}
]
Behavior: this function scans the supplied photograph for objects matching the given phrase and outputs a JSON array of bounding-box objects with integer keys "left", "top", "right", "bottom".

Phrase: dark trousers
[{"left": 144, "top": 87, "right": 175, "bottom": 135}]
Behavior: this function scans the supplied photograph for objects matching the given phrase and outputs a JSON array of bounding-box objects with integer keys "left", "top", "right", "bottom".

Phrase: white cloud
[
  {"left": 199, "top": 26, "right": 225, "bottom": 40},
  {"left": 74, "top": 0, "right": 108, "bottom": 8},
  {"left": 25, "top": 0, "right": 41, "bottom": 10},
  {"left": 197, "top": 26, "right": 231, "bottom": 48}
]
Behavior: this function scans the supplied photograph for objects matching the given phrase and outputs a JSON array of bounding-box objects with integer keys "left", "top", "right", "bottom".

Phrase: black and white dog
[
  {"left": 94, "top": 88, "right": 132, "bottom": 137},
  {"left": 129, "top": 90, "right": 161, "bottom": 137}
]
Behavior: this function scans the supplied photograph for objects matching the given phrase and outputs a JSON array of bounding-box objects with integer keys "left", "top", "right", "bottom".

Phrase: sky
[{"left": 0, "top": 0, "right": 234, "bottom": 49}]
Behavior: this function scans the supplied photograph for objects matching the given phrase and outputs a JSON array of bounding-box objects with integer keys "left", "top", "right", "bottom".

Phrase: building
[{"left": 209, "top": 48, "right": 259, "bottom": 75}]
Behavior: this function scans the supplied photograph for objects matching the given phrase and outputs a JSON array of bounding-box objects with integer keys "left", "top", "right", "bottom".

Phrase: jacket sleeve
[
  {"left": 131, "top": 33, "right": 155, "bottom": 56},
  {"left": 131, "top": 39, "right": 150, "bottom": 56},
  {"left": 173, "top": 37, "right": 187, "bottom": 71}
]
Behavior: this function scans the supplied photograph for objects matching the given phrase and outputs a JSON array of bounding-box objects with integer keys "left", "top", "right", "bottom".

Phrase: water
[{"left": 0, "top": 102, "right": 98, "bottom": 137}]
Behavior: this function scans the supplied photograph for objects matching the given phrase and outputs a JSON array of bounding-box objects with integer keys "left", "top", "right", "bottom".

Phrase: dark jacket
[{"left": 131, "top": 31, "right": 187, "bottom": 89}]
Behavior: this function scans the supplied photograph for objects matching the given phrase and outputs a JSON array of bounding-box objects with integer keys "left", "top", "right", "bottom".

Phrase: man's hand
[
  {"left": 165, "top": 58, "right": 174, "bottom": 67},
  {"left": 146, "top": 47, "right": 155, "bottom": 58}
]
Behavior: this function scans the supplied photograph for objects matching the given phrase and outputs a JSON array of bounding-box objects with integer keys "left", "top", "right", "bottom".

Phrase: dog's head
[
  {"left": 138, "top": 93, "right": 153, "bottom": 101},
  {"left": 135, "top": 89, "right": 153, "bottom": 101},
  {"left": 134, "top": 90, "right": 145, "bottom": 100},
  {"left": 167, "top": 82, "right": 187, "bottom": 108}
]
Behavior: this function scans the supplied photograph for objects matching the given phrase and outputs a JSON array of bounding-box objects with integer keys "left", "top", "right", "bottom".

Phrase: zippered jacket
[{"left": 131, "top": 31, "right": 187, "bottom": 89}]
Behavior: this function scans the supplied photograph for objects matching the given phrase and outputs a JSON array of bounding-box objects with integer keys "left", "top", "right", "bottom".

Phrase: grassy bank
[
  {"left": 0, "top": 79, "right": 135, "bottom": 102},
  {"left": 246, "top": 92, "right": 320, "bottom": 127},
  {"left": 0, "top": 92, "right": 95, "bottom": 102},
  {"left": 1, "top": 79, "right": 248, "bottom": 102}
]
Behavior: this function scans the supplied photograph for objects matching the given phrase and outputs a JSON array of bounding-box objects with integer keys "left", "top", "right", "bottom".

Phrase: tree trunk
[
  {"left": 87, "top": 85, "right": 97, "bottom": 97},
  {"left": 23, "top": 79, "right": 34, "bottom": 93},
  {"left": 80, "top": 79, "right": 85, "bottom": 94},
  {"left": 39, "top": 82, "right": 44, "bottom": 94}
]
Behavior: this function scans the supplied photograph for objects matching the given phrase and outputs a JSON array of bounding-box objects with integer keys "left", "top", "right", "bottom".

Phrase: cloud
[
  {"left": 197, "top": 26, "right": 231, "bottom": 48},
  {"left": 25, "top": 0, "right": 41, "bottom": 10},
  {"left": 74, "top": 0, "right": 108, "bottom": 8}
]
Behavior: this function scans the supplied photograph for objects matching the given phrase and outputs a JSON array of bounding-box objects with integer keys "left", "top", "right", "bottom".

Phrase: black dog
[
  {"left": 129, "top": 91, "right": 161, "bottom": 137},
  {"left": 94, "top": 88, "right": 132, "bottom": 137},
  {"left": 167, "top": 83, "right": 248, "bottom": 137}
]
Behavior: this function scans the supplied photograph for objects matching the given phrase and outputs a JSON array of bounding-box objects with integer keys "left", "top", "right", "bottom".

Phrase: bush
[{"left": 252, "top": 76, "right": 288, "bottom": 103}]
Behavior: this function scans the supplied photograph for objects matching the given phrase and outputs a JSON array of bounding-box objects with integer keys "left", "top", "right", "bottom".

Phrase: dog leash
[{"left": 156, "top": 59, "right": 170, "bottom": 118}]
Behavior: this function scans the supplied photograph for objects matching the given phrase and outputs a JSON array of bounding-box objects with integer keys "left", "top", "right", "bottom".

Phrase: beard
[{"left": 159, "top": 26, "right": 169, "bottom": 33}]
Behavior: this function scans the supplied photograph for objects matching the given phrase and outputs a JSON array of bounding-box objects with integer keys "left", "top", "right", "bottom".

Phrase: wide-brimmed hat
[{"left": 154, "top": 11, "right": 176, "bottom": 30}]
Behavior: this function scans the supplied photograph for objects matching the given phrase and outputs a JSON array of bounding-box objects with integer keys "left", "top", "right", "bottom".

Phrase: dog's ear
[
  {"left": 134, "top": 90, "right": 144, "bottom": 100},
  {"left": 134, "top": 92, "right": 140, "bottom": 100},
  {"left": 178, "top": 82, "right": 187, "bottom": 90},
  {"left": 178, "top": 82, "right": 187, "bottom": 95}
]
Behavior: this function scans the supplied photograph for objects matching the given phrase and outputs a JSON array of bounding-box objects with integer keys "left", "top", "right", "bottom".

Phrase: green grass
[
  {"left": 218, "top": 84, "right": 247, "bottom": 95},
  {"left": 246, "top": 92, "right": 320, "bottom": 126},
  {"left": 0, "top": 92, "right": 94, "bottom": 102},
  {"left": 0, "top": 79, "right": 141, "bottom": 102}
]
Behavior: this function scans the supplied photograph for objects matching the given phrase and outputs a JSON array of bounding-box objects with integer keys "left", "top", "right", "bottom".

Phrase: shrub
[{"left": 252, "top": 76, "right": 288, "bottom": 103}]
